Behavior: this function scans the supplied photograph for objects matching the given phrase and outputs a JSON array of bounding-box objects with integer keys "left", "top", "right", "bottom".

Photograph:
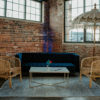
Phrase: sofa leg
[
  {"left": 20, "top": 71, "right": 22, "bottom": 82},
  {"left": 80, "top": 72, "right": 82, "bottom": 81}
]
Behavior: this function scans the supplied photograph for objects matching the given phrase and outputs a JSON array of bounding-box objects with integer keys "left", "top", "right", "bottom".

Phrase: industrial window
[
  {"left": 0, "top": 0, "right": 42, "bottom": 22},
  {"left": 65, "top": 0, "right": 100, "bottom": 43}
]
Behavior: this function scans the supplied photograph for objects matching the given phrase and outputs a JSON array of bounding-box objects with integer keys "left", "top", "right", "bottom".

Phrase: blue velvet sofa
[{"left": 15, "top": 52, "right": 80, "bottom": 75}]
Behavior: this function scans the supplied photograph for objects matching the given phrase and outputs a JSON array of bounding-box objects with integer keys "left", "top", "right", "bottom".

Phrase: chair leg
[
  {"left": 20, "top": 72, "right": 22, "bottom": 82},
  {"left": 89, "top": 77, "right": 92, "bottom": 88},
  {"left": 80, "top": 71, "right": 82, "bottom": 81},
  {"left": 9, "top": 77, "right": 12, "bottom": 88},
  {"left": 93, "top": 76, "right": 96, "bottom": 81}
]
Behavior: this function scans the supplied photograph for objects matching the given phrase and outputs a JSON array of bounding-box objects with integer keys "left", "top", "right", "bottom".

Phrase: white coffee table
[{"left": 29, "top": 67, "right": 70, "bottom": 88}]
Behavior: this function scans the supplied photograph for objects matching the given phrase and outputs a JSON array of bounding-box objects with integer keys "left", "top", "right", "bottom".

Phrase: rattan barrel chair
[
  {"left": 80, "top": 56, "right": 100, "bottom": 88},
  {"left": 0, "top": 56, "right": 22, "bottom": 88}
]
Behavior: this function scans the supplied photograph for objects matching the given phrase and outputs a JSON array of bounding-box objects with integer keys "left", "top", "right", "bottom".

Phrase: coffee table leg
[
  {"left": 67, "top": 73, "right": 69, "bottom": 84},
  {"left": 64, "top": 73, "right": 66, "bottom": 81},
  {"left": 29, "top": 72, "right": 32, "bottom": 88}
]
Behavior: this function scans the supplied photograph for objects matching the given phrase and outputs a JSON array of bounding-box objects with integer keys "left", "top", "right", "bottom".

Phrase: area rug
[{"left": 0, "top": 76, "right": 100, "bottom": 97}]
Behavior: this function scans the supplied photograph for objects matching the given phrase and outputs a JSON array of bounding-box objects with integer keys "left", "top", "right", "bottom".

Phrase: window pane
[
  {"left": 26, "top": 0, "right": 31, "bottom": 6},
  {"left": 71, "top": 35, "right": 78, "bottom": 42},
  {"left": 72, "top": 0, "right": 77, "bottom": 8},
  {"left": 7, "top": 10, "right": 12, "bottom": 17},
  {"left": 86, "top": 29, "right": 93, "bottom": 41},
  {"left": 31, "top": 1, "right": 35, "bottom": 7},
  {"left": 78, "top": 35, "right": 84, "bottom": 42},
  {"left": 13, "top": 3, "right": 19, "bottom": 11},
  {"left": 31, "top": 14, "right": 35, "bottom": 20},
  {"left": 0, "top": 8, "right": 4, "bottom": 16},
  {"left": 95, "top": 29, "right": 100, "bottom": 41},
  {"left": 19, "top": 0, "right": 24, "bottom": 4},
  {"left": 72, "top": 9, "right": 77, "bottom": 20},
  {"left": 36, "top": 9, "right": 40, "bottom": 15},
  {"left": 31, "top": 8, "right": 35, "bottom": 14},
  {"left": 65, "top": 0, "right": 71, "bottom": 9},
  {"left": 86, "top": 6, "right": 92, "bottom": 12},
  {"left": 77, "top": 8, "right": 83, "bottom": 16},
  {"left": 77, "top": 29, "right": 84, "bottom": 42},
  {"left": 71, "top": 29, "right": 78, "bottom": 42},
  {"left": 95, "top": 34, "right": 100, "bottom": 41},
  {"left": 13, "top": 0, "right": 18, "bottom": 4},
  {"left": 7, "top": 2, "right": 12, "bottom": 10},
  {"left": 36, "top": 15, "right": 40, "bottom": 21},
  {"left": 26, "top": 7, "right": 31, "bottom": 13},
  {"left": 78, "top": 0, "right": 83, "bottom": 7},
  {"left": 19, "top": 5, "right": 24, "bottom": 12},
  {"left": 92, "top": 0, "right": 99, "bottom": 5},
  {"left": 26, "top": 13, "right": 31, "bottom": 20},
  {"left": 86, "top": 0, "right": 92, "bottom": 6},
  {"left": 19, "top": 12, "right": 24, "bottom": 19},
  {"left": 65, "top": 17, "right": 71, "bottom": 26},
  {"left": 7, "top": 0, "right": 12, "bottom": 2},
  {"left": 13, "top": 11, "right": 18, "bottom": 18},
  {"left": 0, "top": 0, "right": 4, "bottom": 8},
  {"left": 36, "top": 2, "right": 40, "bottom": 9}
]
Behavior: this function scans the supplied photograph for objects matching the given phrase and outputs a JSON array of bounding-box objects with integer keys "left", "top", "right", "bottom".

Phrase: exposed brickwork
[
  {"left": 0, "top": 18, "right": 43, "bottom": 55},
  {"left": 49, "top": 0, "right": 64, "bottom": 52}
]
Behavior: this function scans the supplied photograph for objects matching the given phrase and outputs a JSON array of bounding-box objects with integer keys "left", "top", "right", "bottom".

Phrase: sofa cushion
[
  {"left": 23, "top": 62, "right": 46, "bottom": 67},
  {"left": 23, "top": 62, "right": 75, "bottom": 68},
  {"left": 49, "top": 63, "right": 75, "bottom": 67}
]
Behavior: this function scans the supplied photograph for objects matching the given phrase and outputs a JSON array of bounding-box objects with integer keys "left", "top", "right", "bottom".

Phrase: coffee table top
[{"left": 29, "top": 67, "right": 70, "bottom": 73}]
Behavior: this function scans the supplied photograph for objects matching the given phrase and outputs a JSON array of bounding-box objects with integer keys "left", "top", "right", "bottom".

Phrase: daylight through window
[
  {"left": 0, "top": 0, "right": 42, "bottom": 22},
  {"left": 65, "top": 0, "right": 100, "bottom": 43}
]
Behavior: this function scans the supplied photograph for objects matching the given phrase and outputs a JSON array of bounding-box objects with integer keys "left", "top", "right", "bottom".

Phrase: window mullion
[
  {"left": 84, "top": 0, "right": 86, "bottom": 42},
  {"left": 40, "top": 2, "right": 42, "bottom": 22},
  {"left": 5, "top": 0, "right": 7, "bottom": 17},
  {"left": 84, "top": 29, "right": 86, "bottom": 42},
  {"left": 24, "top": 0, "right": 26, "bottom": 19}
]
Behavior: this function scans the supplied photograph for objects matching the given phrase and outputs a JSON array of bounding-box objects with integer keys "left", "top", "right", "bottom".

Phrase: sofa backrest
[
  {"left": 16, "top": 52, "right": 79, "bottom": 64},
  {"left": 48, "top": 53, "right": 74, "bottom": 63},
  {"left": 22, "top": 53, "right": 48, "bottom": 63}
]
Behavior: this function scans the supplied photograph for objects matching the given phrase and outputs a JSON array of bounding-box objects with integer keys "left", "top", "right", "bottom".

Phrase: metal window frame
[{"left": 0, "top": 0, "right": 42, "bottom": 22}]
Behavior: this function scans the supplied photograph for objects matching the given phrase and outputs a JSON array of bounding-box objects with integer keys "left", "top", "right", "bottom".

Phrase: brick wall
[
  {"left": 49, "top": 0, "right": 100, "bottom": 59},
  {"left": 49, "top": 0, "right": 64, "bottom": 52},
  {"left": 0, "top": 18, "right": 43, "bottom": 55}
]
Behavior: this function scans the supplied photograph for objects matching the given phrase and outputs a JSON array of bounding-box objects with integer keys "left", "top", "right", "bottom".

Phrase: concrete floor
[
  {"left": 0, "top": 97, "right": 100, "bottom": 100},
  {"left": 0, "top": 74, "right": 100, "bottom": 100}
]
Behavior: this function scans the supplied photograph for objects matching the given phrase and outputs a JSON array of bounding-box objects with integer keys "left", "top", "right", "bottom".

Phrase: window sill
[
  {"left": 62, "top": 42, "right": 100, "bottom": 46},
  {"left": 0, "top": 16, "right": 43, "bottom": 25}
]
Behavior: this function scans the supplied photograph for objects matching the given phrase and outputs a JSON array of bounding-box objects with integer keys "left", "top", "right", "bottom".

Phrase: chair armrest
[
  {"left": 0, "top": 59, "right": 11, "bottom": 75},
  {"left": 81, "top": 57, "right": 92, "bottom": 70},
  {"left": 91, "top": 60, "right": 100, "bottom": 74},
  {"left": 81, "top": 56, "right": 100, "bottom": 73},
  {"left": 8, "top": 57, "right": 21, "bottom": 68}
]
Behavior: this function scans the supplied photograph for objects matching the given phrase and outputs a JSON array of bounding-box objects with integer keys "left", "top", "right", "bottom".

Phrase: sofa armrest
[
  {"left": 15, "top": 53, "right": 22, "bottom": 64},
  {"left": 73, "top": 54, "right": 80, "bottom": 72}
]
